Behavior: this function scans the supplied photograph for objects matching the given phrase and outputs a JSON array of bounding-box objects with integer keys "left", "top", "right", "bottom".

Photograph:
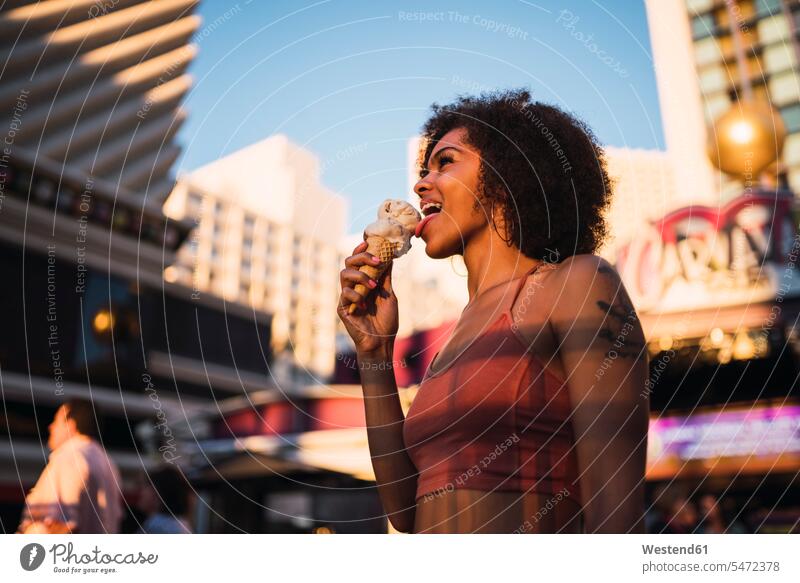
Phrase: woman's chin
[
  {"left": 425, "top": 247, "right": 447, "bottom": 260},
  {"left": 422, "top": 232, "right": 458, "bottom": 259}
]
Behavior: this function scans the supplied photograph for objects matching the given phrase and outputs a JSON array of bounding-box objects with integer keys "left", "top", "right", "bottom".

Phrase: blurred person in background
[
  {"left": 696, "top": 494, "right": 748, "bottom": 534},
  {"left": 663, "top": 495, "right": 698, "bottom": 534},
  {"left": 137, "top": 465, "right": 193, "bottom": 534},
  {"left": 17, "top": 398, "right": 122, "bottom": 534}
]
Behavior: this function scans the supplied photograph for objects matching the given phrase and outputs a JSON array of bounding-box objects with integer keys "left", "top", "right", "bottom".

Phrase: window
[
  {"left": 705, "top": 93, "right": 731, "bottom": 123},
  {"left": 788, "top": 168, "right": 800, "bottom": 193},
  {"left": 699, "top": 64, "right": 728, "bottom": 94},
  {"left": 757, "top": 14, "right": 789, "bottom": 44},
  {"left": 781, "top": 104, "right": 800, "bottom": 134},
  {"left": 763, "top": 43, "right": 796, "bottom": 74},
  {"left": 769, "top": 70, "right": 800, "bottom": 106},
  {"left": 686, "top": 0, "right": 714, "bottom": 13},
  {"left": 187, "top": 191, "right": 203, "bottom": 215},
  {"left": 244, "top": 214, "right": 255, "bottom": 232},
  {"left": 694, "top": 36, "right": 722, "bottom": 67},
  {"left": 783, "top": 134, "right": 800, "bottom": 165},
  {"left": 691, "top": 14, "right": 715, "bottom": 39},
  {"left": 756, "top": 0, "right": 781, "bottom": 17}
]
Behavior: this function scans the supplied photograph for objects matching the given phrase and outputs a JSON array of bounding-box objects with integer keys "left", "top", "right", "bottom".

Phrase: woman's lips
[{"left": 415, "top": 212, "right": 439, "bottom": 237}]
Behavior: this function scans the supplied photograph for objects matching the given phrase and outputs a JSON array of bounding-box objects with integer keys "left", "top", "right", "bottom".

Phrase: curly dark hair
[{"left": 418, "top": 88, "right": 613, "bottom": 261}]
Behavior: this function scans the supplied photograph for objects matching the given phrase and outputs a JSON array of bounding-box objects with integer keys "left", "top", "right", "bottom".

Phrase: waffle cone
[{"left": 348, "top": 236, "right": 400, "bottom": 314}]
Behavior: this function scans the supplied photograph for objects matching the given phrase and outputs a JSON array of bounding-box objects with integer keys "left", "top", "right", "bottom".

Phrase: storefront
[{"left": 617, "top": 189, "right": 800, "bottom": 533}]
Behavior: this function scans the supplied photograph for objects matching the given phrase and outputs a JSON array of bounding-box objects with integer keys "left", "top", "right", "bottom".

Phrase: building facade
[
  {"left": 601, "top": 146, "right": 679, "bottom": 260},
  {"left": 646, "top": 0, "right": 800, "bottom": 201},
  {"left": 163, "top": 135, "right": 347, "bottom": 383},
  {"left": 0, "top": 0, "right": 200, "bottom": 205},
  {"left": 0, "top": 0, "right": 278, "bottom": 532}
]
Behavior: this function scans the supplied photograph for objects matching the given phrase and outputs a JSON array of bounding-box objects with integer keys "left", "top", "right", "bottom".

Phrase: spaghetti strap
[{"left": 509, "top": 261, "right": 549, "bottom": 309}]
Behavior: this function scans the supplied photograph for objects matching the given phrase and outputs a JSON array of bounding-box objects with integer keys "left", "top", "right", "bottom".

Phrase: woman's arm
[
  {"left": 549, "top": 255, "right": 650, "bottom": 533},
  {"left": 337, "top": 243, "right": 418, "bottom": 532},
  {"left": 357, "top": 346, "right": 418, "bottom": 533}
]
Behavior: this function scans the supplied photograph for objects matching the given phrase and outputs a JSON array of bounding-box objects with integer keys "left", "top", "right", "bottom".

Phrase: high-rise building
[
  {"left": 645, "top": 0, "right": 800, "bottom": 201},
  {"left": 0, "top": 0, "right": 199, "bottom": 205},
  {"left": 600, "top": 146, "right": 678, "bottom": 260},
  {"left": 163, "top": 135, "right": 347, "bottom": 383},
  {"left": 0, "top": 0, "right": 277, "bottom": 531}
]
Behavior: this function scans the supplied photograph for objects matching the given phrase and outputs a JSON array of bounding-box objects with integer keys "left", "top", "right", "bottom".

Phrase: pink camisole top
[{"left": 402, "top": 262, "right": 583, "bottom": 505}]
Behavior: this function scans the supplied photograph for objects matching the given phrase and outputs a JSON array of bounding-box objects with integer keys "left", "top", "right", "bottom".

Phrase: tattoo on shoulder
[{"left": 595, "top": 265, "right": 646, "bottom": 361}]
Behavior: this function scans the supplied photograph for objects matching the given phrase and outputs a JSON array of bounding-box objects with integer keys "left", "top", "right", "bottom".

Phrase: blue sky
[{"left": 177, "top": 0, "right": 663, "bottom": 232}]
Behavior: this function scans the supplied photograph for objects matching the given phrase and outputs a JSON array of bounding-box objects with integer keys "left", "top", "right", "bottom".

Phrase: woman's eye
[{"left": 439, "top": 156, "right": 453, "bottom": 168}]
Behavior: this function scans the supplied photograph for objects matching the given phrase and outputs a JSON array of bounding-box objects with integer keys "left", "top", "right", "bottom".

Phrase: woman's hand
[{"left": 337, "top": 241, "right": 398, "bottom": 356}]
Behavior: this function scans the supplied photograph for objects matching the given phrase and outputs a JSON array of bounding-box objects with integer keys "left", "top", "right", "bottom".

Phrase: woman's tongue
[{"left": 415, "top": 212, "right": 439, "bottom": 237}]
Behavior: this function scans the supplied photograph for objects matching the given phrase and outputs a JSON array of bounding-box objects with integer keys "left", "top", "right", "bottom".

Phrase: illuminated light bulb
[
  {"left": 732, "top": 332, "right": 756, "bottom": 360},
  {"left": 163, "top": 266, "right": 179, "bottom": 283},
  {"left": 709, "top": 327, "right": 725, "bottom": 347},
  {"left": 93, "top": 309, "right": 114, "bottom": 334},
  {"left": 729, "top": 120, "right": 754, "bottom": 144},
  {"left": 658, "top": 336, "right": 674, "bottom": 351},
  {"left": 707, "top": 102, "right": 786, "bottom": 177}
]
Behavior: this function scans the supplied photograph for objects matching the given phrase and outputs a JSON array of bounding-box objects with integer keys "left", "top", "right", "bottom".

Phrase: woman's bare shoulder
[
  {"left": 551, "top": 253, "right": 613, "bottom": 275},
  {"left": 541, "top": 254, "right": 621, "bottom": 313},
  {"left": 552, "top": 253, "right": 620, "bottom": 291}
]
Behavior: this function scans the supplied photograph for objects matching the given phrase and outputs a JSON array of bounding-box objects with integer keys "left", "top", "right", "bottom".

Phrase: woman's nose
[{"left": 414, "top": 176, "right": 431, "bottom": 197}]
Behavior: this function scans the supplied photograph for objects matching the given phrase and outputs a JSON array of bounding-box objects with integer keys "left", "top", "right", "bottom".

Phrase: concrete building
[
  {"left": 0, "top": 0, "right": 200, "bottom": 205},
  {"left": 645, "top": 0, "right": 800, "bottom": 201},
  {"left": 163, "top": 135, "right": 347, "bottom": 383},
  {"left": 0, "top": 0, "right": 261, "bottom": 531},
  {"left": 600, "top": 146, "right": 678, "bottom": 260}
]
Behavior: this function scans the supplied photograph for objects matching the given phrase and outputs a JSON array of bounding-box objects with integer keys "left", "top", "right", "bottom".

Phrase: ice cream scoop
[{"left": 348, "top": 199, "right": 421, "bottom": 314}]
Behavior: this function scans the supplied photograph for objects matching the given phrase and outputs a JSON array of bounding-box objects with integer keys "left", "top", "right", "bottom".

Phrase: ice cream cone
[{"left": 348, "top": 235, "right": 399, "bottom": 314}]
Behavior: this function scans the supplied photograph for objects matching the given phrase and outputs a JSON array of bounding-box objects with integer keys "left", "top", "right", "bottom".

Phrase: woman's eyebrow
[{"left": 427, "top": 146, "right": 459, "bottom": 168}]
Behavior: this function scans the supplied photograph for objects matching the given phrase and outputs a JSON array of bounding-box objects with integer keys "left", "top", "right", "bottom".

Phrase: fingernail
[
  {"left": 368, "top": 279, "right": 377, "bottom": 288},
  {"left": 371, "top": 256, "right": 381, "bottom": 264}
]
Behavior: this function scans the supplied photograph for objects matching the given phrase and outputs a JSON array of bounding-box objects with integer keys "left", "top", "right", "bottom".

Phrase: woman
[{"left": 337, "top": 89, "right": 649, "bottom": 533}]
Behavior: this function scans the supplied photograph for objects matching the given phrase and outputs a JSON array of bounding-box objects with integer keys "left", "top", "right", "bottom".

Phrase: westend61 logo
[
  {"left": 20, "top": 543, "right": 46, "bottom": 571},
  {"left": 19, "top": 542, "right": 158, "bottom": 575}
]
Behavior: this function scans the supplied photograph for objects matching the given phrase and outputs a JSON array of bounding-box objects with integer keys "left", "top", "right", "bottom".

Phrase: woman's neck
[{"left": 462, "top": 228, "right": 541, "bottom": 301}]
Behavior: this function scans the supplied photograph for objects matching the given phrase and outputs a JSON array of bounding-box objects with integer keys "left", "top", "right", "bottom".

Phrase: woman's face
[{"left": 413, "top": 127, "right": 489, "bottom": 259}]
